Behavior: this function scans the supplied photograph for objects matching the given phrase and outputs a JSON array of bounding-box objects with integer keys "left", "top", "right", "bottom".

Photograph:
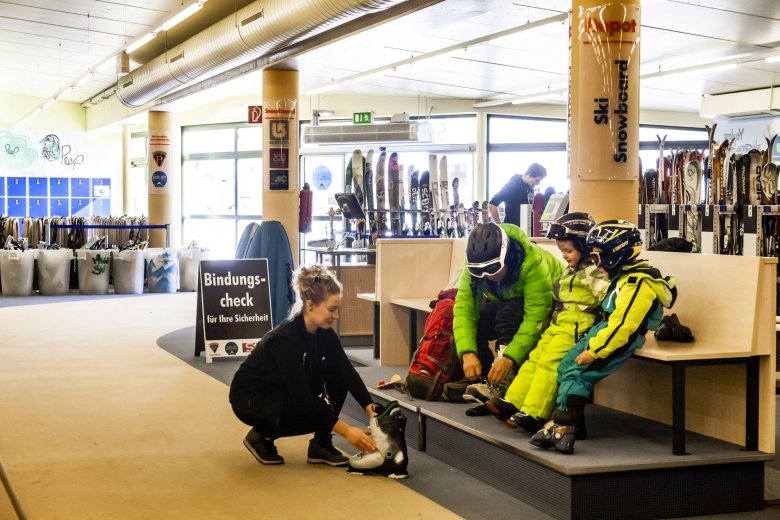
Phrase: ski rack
[
  {"left": 638, "top": 203, "right": 669, "bottom": 250},
  {"left": 47, "top": 223, "right": 170, "bottom": 248},
  {"left": 756, "top": 205, "right": 780, "bottom": 257}
]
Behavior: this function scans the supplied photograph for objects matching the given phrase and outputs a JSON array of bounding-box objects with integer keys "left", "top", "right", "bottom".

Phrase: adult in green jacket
[{"left": 454, "top": 222, "right": 563, "bottom": 387}]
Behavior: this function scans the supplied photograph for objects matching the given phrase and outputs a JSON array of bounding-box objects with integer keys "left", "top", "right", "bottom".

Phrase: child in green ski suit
[{"left": 501, "top": 213, "right": 609, "bottom": 433}]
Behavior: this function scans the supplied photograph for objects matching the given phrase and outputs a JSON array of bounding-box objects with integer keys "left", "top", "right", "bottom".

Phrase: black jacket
[{"left": 229, "top": 314, "right": 373, "bottom": 432}]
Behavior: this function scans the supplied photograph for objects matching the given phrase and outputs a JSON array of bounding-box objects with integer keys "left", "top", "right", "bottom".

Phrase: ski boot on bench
[
  {"left": 529, "top": 421, "right": 578, "bottom": 454},
  {"left": 347, "top": 401, "right": 408, "bottom": 479}
]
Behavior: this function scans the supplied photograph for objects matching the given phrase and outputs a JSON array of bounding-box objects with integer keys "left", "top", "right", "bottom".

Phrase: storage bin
[
  {"left": 112, "top": 249, "right": 146, "bottom": 294},
  {"left": 37, "top": 249, "right": 73, "bottom": 295},
  {"left": 75, "top": 249, "right": 111, "bottom": 295},
  {"left": 146, "top": 248, "right": 179, "bottom": 293},
  {"left": 178, "top": 247, "right": 207, "bottom": 292},
  {"left": 0, "top": 249, "right": 36, "bottom": 296}
]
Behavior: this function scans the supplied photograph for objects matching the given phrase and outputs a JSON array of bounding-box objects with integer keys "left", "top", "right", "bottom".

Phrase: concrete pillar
[
  {"left": 122, "top": 124, "right": 131, "bottom": 214},
  {"left": 147, "top": 111, "right": 175, "bottom": 247},
  {"left": 262, "top": 69, "right": 299, "bottom": 267},
  {"left": 569, "top": 0, "right": 641, "bottom": 222}
]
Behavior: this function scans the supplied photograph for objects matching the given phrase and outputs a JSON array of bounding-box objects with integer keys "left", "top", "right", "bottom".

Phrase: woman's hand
[{"left": 344, "top": 426, "right": 376, "bottom": 453}]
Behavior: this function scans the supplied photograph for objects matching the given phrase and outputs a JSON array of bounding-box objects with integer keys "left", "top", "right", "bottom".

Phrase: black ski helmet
[
  {"left": 546, "top": 212, "right": 596, "bottom": 255},
  {"left": 466, "top": 223, "right": 509, "bottom": 278},
  {"left": 586, "top": 220, "right": 642, "bottom": 274}
]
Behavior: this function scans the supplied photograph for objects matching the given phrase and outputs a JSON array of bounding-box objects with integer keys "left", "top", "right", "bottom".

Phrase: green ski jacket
[{"left": 453, "top": 224, "right": 564, "bottom": 364}]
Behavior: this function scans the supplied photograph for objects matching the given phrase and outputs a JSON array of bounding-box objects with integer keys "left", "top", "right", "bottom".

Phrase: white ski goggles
[{"left": 467, "top": 228, "right": 509, "bottom": 278}]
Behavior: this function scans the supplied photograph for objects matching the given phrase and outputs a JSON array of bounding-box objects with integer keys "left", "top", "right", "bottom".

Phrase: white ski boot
[{"left": 347, "top": 401, "right": 408, "bottom": 479}]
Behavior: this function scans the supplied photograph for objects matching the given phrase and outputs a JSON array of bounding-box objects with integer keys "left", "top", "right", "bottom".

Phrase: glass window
[
  {"left": 127, "top": 166, "right": 148, "bottom": 216},
  {"left": 182, "top": 218, "right": 237, "bottom": 260},
  {"left": 237, "top": 158, "right": 262, "bottom": 215},
  {"left": 182, "top": 128, "right": 235, "bottom": 154},
  {"left": 237, "top": 126, "right": 263, "bottom": 152},
  {"left": 489, "top": 116, "right": 567, "bottom": 144},
  {"left": 182, "top": 159, "right": 236, "bottom": 215},
  {"left": 488, "top": 151, "right": 569, "bottom": 197},
  {"left": 638, "top": 126, "right": 706, "bottom": 142}
]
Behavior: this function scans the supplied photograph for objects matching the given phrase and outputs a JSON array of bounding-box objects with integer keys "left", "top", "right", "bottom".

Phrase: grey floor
[{"left": 157, "top": 325, "right": 780, "bottom": 519}]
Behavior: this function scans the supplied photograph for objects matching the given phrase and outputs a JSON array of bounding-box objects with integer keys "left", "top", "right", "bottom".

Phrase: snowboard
[
  {"left": 410, "top": 168, "right": 420, "bottom": 235},
  {"left": 419, "top": 170, "right": 432, "bottom": 235},
  {"left": 388, "top": 151, "right": 401, "bottom": 235},
  {"left": 375, "top": 148, "right": 388, "bottom": 233}
]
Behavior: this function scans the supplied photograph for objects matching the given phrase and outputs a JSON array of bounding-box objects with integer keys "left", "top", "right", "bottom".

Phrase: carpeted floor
[{"left": 0, "top": 294, "right": 461, "bottom": 519}]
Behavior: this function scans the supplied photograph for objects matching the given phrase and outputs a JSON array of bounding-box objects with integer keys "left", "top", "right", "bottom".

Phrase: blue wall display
[
  {"left": 0, "top": 198, "right": 4, "bottom": 214},
  {"left": 8, "top": 197, "right": 25, "bottom": 216},
  {"left": 29, "top": 197, "right": 47, "bottom": 217},
  {"left": 28, "top": 177, "right": 47, "bottom": 197},
  {"left": 50, "top": 198, "right": 68, "bottom": 216},
  {"left": 91, "top": 198, "right": 110, "bottom": 217},
  {"left": 71, "top": 178, "right": 89, "bottom": 197},
  {"left": 71, "top": 198, "right": 89, "bottom": 216},
  {"left": 7, "top": 177, "right": 25, "bottom": 197},
  {"left": 50, "top": 177, "right": 68, "bottom": 197},
  {"left": 0, "top": 177, "right": 5, "bottom": 196}
]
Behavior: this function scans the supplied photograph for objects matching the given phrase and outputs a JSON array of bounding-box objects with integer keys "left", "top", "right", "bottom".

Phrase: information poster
[
  {"left": 198, "top": 259, "right": 273, "bottom": 362},
  {"left": 263, "top": 98, "right": 296, "bottom": 191}
]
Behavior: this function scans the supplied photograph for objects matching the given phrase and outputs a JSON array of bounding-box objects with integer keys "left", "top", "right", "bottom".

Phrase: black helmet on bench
[{"left": 466, "top": 223, "right": 509, "bottom": 278}]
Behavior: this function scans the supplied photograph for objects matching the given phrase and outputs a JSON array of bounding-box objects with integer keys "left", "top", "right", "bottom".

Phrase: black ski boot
[
  {"left": 529, "top": 421, "right": 577, "bottom": 454},
  {"left": 348, "top": 401, "right": 408, "bottom": 479},
  {"left": 484, "top": 397, "right": 518, "bottom": 421},
  {"left": 529, "top": 396, "right": 587, "bottom": 454}
]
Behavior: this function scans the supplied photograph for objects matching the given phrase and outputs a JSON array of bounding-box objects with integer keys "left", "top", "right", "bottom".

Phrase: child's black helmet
[
  {"left": 547, "top": 212, "right": 596, "bottom": 256},
  {"left": 466, "top": 223, "right": 509, "bottom": 278},
  {"left": 586, "top": 220, "right": 642, "bottom": 273}
]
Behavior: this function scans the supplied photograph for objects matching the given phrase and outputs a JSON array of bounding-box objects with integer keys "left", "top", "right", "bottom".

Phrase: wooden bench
[{"left": 373, "top": 238, "right": 776, "bottom": 455}]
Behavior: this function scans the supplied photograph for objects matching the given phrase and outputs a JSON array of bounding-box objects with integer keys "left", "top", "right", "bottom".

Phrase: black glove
[{"left": 655, "top": 314, "right": 694, "bottom": 343}]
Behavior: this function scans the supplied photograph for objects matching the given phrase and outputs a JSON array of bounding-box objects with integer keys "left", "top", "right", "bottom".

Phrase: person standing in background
[{"left": 488, "top": 163, "right": 547, "bottom": 226}]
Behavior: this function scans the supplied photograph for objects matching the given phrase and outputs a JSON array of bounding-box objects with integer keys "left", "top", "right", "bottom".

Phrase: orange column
[
  {"left": 147, "top": 111, "right": 176, "bottom": 247},
  {"left": 262, "top": 69, "right": 299, "bottom": 266},
  {"left": 569, "top": 0, "right": 641, "bottom": 222}
]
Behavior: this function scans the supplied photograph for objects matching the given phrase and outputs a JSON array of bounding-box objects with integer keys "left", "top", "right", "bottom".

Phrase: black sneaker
[
  {"left": 243, "top": 429, "right": 284, "bottom": 465},
  {"left": 506, "top": 411, "right": 545, "bottom": 433},
  {"left": 307, "top": 437, "right": 348, "bottom": 466},
  {"left": 484, "top": 397, "right": 518, "bottom": 421}
]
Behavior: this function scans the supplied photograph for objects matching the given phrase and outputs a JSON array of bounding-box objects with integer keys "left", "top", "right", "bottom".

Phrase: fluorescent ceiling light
[
  {"left": 126, "top": 32, "right": 157, "bottom": 54},
  {"left": 511, "top": 91, "right": 566, "bottom": 105},
  {"left": 95, "top": 58, "right": 114, "bottom": 73},
  {"left": 75, "top": 73, "right": 93, "bottom": 87},
  {"left": 42, "top": 99, "right": 55, "bottom": 109},
  {"left": 349, "top": 69, "right": 389, "bottom": 83},
  {"left": 161, "top": 2, "right": 204, "bottom": 31},
  {"left": 661, "top": 62, "right": 737, "bottom": 78},
  {"left": 765, "top": 55, "right": 780, "bottom": 64}
]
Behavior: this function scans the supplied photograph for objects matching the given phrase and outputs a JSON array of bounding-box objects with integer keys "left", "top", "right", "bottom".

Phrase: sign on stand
[{"left": 196, "top": 259, "right": 273, "bottom": 363}]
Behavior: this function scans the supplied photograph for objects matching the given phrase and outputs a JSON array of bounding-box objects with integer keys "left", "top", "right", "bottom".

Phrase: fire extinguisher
[{"left": 299, "top": 182, "right": 313, "bottom": 233}]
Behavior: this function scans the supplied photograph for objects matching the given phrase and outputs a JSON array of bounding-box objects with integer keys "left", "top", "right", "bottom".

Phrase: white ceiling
[{"left": 2, "top": 0, "right": 780, "bottom": 120}]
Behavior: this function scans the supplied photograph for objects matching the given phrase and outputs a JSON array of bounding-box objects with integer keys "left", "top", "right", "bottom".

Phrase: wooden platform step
[{"left": 342, "top": 365, "right": 770, "bottom": 520}]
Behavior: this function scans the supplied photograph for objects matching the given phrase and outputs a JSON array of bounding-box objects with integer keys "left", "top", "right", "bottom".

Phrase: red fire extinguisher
[{"left": 299, "top": 182, "right": 313, "bottom": 233}]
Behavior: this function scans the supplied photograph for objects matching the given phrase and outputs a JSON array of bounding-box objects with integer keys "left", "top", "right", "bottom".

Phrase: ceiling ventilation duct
[
  {"left": 700, "top": 88, "right": 780, "bottom": 119},
  {"left": 117, "top": 0, "right": 407, "bottom": 107},
  {"left": 302, "top": 121, "right": 433, "bottom": 144}
]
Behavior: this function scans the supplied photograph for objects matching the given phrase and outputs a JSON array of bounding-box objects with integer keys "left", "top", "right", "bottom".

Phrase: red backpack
[{"left": 404, "top": 290, "right": 462, "bottom": 400}]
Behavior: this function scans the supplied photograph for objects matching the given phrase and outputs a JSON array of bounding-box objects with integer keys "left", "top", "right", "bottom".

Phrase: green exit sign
[{"left": 353, "top": 112, "right": 374, "bottom": 125}]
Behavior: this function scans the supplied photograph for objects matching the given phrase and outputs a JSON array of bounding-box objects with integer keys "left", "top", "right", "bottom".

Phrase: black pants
[
  {"left": 475, "top": 298, "right": 524, "bottom": 378},
  {"left": 233, "top": 372, "right": 349, "bottom": 442}
]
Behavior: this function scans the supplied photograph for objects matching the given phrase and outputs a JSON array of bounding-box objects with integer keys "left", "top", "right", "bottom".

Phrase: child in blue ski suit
[{"left": 531, "top": 220, "right": 676, "bottom": 454}]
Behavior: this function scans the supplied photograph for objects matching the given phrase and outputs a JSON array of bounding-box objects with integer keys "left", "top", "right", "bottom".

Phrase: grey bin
[
  {"left": 76, "top": 250, "right": 111, "bottom": 295},
  {"left": 37, "top": 249, "right": 74, "bottom": 295},
  {"left": 112, "top": 249, "right": 146, "bottom": 294},
  {"left": 0, "top": 250, "right": 36, "bottom": 296},
  {"left": 146, "top": 248, "right": 179, "bottom": 293},
  {"left": 178, "top": 248, "right": 207, "bottom": 292}
]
